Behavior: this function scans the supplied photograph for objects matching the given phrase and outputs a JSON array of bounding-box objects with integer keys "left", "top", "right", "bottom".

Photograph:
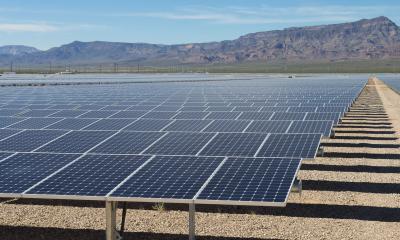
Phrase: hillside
[{"left": 0, "top": 16, "right": 399, "bottom": 67}]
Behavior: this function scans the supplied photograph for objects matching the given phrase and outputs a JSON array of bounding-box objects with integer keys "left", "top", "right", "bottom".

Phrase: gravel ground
[{"left": 0, "top": 78, "right": 399, "bottom": 240}]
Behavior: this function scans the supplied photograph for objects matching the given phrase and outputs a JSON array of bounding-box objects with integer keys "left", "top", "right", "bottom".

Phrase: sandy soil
[{"left": 0, "top": 78, "right": 399, "bottom": 240}]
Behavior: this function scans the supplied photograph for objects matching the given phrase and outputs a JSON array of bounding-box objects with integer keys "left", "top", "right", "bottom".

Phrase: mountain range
[{"left": 1, "top": 16, "right": 399, "bottom": 68}]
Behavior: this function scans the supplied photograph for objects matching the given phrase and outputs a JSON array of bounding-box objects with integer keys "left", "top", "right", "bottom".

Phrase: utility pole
[
  {"left": 114, "top": 63, "right": 118, "bottom": 73},
  {"left": 137, "top": 64, "right": 140, "bottom": 73},
  {"left": 10, "top": 61, "right": 13, "bottom": 72}
]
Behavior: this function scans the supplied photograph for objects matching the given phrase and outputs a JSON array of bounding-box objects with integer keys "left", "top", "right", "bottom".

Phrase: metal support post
[
  {"left": 106, "top": 201, "right": 120, "bottom": 240},
  {"left": 189, "top": 203, "right": 196, "bottom": 240}
]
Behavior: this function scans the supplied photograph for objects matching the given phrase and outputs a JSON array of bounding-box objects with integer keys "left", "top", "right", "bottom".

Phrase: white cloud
[
  {"left": 118, "top": 5, "right": 400, "bottom": 25},
  {"left": 0, "top": 23, "right": 58, "bottom": 32}
]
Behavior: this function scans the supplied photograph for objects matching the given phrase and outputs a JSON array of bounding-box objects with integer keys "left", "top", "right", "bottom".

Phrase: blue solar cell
[
  {"left": 164, "top": 120, "right": 212, "bottom": 132},
  {"left": 48, "top": 110, "right": 88, "bottom": 118},
  {"left": 78, "top": 110, "right": 118, "bottom": 118},
  {"left": 90, "top": 131, "right": 164, "bottom": 154},
  {"left": 142, "top": 111, "right": 178, "bottom": 119},
  {"left": 205, "top": 112, "right": 241, "bottom": 120},
  {"left": 101, "top": 105, "right": 129, "bottom": 111},
  {"left": 123, "top": 119, "right": 172, "bottom": 131},
  {"left": 238, "top": 112, "right": 274, "bottom": 120},
  {"left": 0, "top": 153, "right": 79, "bottom": 194},
  {"left": 0, "top": 109, "right": 26, "bottom": 117},
  {"left": 206, "top": 106, "right": 234, "bottom": 112},
  {"left": 36, "top": 131, "right": 115, "bottom": 153},
  {"left": 202, "top": 120, "right": 250, "bottom": 133},
  {"left": 0, "top": 130, "right": 67, "bottom": 152},
  {"left": 173, "top": 111, "right": 210, "bottom": 120},
  {"left": 18, "top": 110, "right": 59, "bottom": 117},
  {"left": 256, "top": 133, "right": 321, "bottom": 158},
  {"left": 199, "top": 133, "right": 267, "bottom": 157},
  {"left": 0, "top": 117, "right": 26, "bottom": 128},
  {"left": 7, "top": 118, "right": 62, "bottom": 129},
  {"left": 109, "top": 111, "right": 147, "bottom": 119},
  {"left": 305, "top": 112, "right": 341, "bottom": 124},
  {"left": 196, "top": 157, "right": 301, "bottom": 204},
  {"left": 110, "top": 155, "right": 224, "bottom": 200},
  {"left": 246, "top": 121, "right": 291, "bottom": 133},
  {"left": 27, "top": 154, "right": 150, "bottom": 197},
  {"left": 127, "top": 105, "right": 157, "bottom": 111},
  {"left": 144, "top": 132, "right": 215, "bottom": 155},
  {"left": 287, "top": 120, "right": 333, "bottom": 136},
  {"left": 0, "top": 152, "right": 12, "bottom": 161},
  {"left": 0, "top": 129, "right": 21, "bottom": 141},
  {"left": 83, "top": 118, "right": 135, "bottom": 130},
  {"left": 45, "top": 118, "right": 98, "bottom": 130},
  {"left": 271, "top": 112, "right": 306, "bottom": 120}
]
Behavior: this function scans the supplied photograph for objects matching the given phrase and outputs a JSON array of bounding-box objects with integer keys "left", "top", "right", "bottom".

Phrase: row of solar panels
[
  {"left": 0, "top": 111, "right": 342, "bottom": 123},
  {"left": 0, "top": 129, "right": 321, "bottom": 158},
  {"left": 1, "top": 119, "right": 333, "bottom": 136},
  {"left": 0, "top": 152, "right": 300, "bottom": 206}
]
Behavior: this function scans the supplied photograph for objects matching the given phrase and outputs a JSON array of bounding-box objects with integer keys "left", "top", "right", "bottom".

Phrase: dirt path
[{"left": 0, "top": 78, "right": 399, "bottom": 240}]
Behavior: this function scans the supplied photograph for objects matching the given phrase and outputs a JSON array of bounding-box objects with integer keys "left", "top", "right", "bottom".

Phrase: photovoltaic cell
[
  {"left": 7, "top": 118, "right": 62, "bottom": 129},
  {"left": 0, "top": 129, "right": 21, "bottom": 141},
  {"left": 124, "top": 119, "right": 172, "bottom": 131},
  {"left": 36, "top": 131, "right": 115, "bottom": 153},
  {"left": 0, "top": 109, "right": 26, "bottom": 117},
  {"left": 287, "top": 120, "right": 333, "bottom": 136},
  {"left": 90, "top": 131, "right": 164, "bottom": 154},
  {"left": 196, "top": 157, "right": 301, "bottom": 204},
  {"left": 48, "top": 110, "right": 88, "bottom": 118},
  {"left": 0, "top": 117, "right": 26, "bottom": 128},
  {"left": 144, "top": 132, "right": 215, "bottom": 155},
  {"left": 205, "top": 112, "right": 241, "bottom": 120},
  {"left": 0, "top": 130, "right": 67, "bottom": 152},
  {"left": 27, "top": 154, "right": 150, "bottom": 197},
  {"left": 78, "top": 110, "right": 118, "bottom": 118},
  {"left": 238, "top": 112, "right": 273, "bottom": 120},
  {"left": 18, "top": 110, "right": 58, "bottom": 117},
  {"left": 110, "top": 155, "right": 224, "bottom": 200},
  {"left": 202, "top": 120, "right": 250, "bottom": 133},
  {"left": 109, "top": 111, "right": 147, "bottom": 119},
  {"left": 199, "top": 133, "right": 267, "bottom": 157},
  {"left": 142, "top": 111, "right": 177, "bottom": 119},
  {"left": 164, "top": 120, "right": 212, "bottom": 132},
  {"left": 45, "top": 118, "right": 98, "bottom": 130},
  {"left": 173, "top": 111, "right": 210, "bottom": 120},
  {"left": 83, "top": 119, "right": 135, "bottom": 130},
  {"left": 305, "top": 112, "right": 341, "bottom": 124},
  {"left": 271, "top": 112, "right": 306, "bottom": 120},
  {"left": 256, "top": 133, "right": 321, "bottom": 158},
  {"left": 245, "top": 121, "right": 291, "bottom": 133},
  {"left": 0, "top": 153, "right": 79, "bottom": 194}
]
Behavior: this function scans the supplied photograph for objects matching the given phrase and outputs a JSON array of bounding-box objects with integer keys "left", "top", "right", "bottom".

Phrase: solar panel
[
  {"left": 0, "top": 152, "right": 12, "bottom": 161},
  {"left": 256, "top": 133, "right": 321, "bottom": 158},
  {"left": 26, "top": 154, "right": 151, "bottom": 198},
  {"left": 305, "top": 112, "right": 341, "bottom": 124},
  {"left": 260, "top": 106, "right": 288, "bottom": 112},
  {"left": 164, "top": 120, "right": 212, "bottom": 132},
  {"left": 245, "top": 120, "right": 291, "bottom": 133},
  {"left": 45, "top": 118, "right": 98, "bottom": 130},
  {"left": 206, "top": 106, "right": 234, "bottom": 112},
  {"left": 36, "top": 131, "right": 115, "bottom": 153},
  {"left": 0, "top": 153, "right": 79, "bottom": 195},
  {"left": 109, "top": 111, "right": 147, "bottom": 119},
  {"left": 287, "top": 120, "right": 333, "bottom": 136},
  {"left": 90, "top": 132, "right": 165, "bottom": 154},
  {"left": 7, "top": 118, "right": 62, "bottom": 129},
  {"left": 101, "top": 105, "right": 129, "bottom": 111},
  {"left": 143, "top": 132, "right": 215, "bottom": 155},
  {"left": 0, "top": 130, "right": 67, "bottom": 152},
  {"left": 173, "top": 111, "right": 210, "bottom": 120},
  {"left": 0, "top": 129, "right": 21, "bottom": 141},
  {"left": 48, "top": 110, "right": 88, "bottom": 118},
  {"left": 18, "top": 110, "right": 58, "bottom": 117},
  {"left": 271, "top": 112, "right": 306, "bottom": 120},
  {"left": 205, "top": 112, "right": 241, "bottom": 120},
  {"left": 78, "top": 110, "right": 118, "bottom": 118},
  {"left": 199, "top": 133, "right": 268, "bottom": 157},
  {"left": 202, "top": 120, "right": 250, "bottom": 133},
  {"left": 288, "top": 106, "right": 316, "bottom": 112},
  {"left": 142, "top": 111, "right": 178, "bottom": 119},
  {"left": 83, "top": 118, "right": 135, "bottom": 130},
  {"left": 0, "top": 117, "right": 26, "bottom": 128},
  {"left": 196, "top": 157, "right": 301, "bottom": 205},
  {"left": 127, "top": 105, "right": 157, "bottom": 111},
  {"left": 123, "top": 119, "right": 172, "bottom": 131},
  {"left": 238, "top": 112, "right": 274, "bottom": 120},
  {"left": 109, "top": 155, "right": 224, "bottom": 201},
  {"left": 0, "top": 109, "right": 26, "bottom": 117}
]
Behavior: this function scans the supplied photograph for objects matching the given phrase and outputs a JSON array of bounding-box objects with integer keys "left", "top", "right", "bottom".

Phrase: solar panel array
[{"left": 0, "top": 75, "right": 365, "bottom": 206}]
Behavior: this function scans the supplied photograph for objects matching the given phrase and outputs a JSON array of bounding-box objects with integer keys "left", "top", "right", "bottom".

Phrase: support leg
[
  {"left": 189, "top": 203, "right": 196, "bottom": 240},
  {"left": 106, "top": 201, "right": 119, "bottom": 240}
]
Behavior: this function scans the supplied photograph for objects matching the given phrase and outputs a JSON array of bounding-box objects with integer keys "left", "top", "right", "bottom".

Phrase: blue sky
[{"left": 1, "top": 0, "right": 399, "bottom": 50}]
